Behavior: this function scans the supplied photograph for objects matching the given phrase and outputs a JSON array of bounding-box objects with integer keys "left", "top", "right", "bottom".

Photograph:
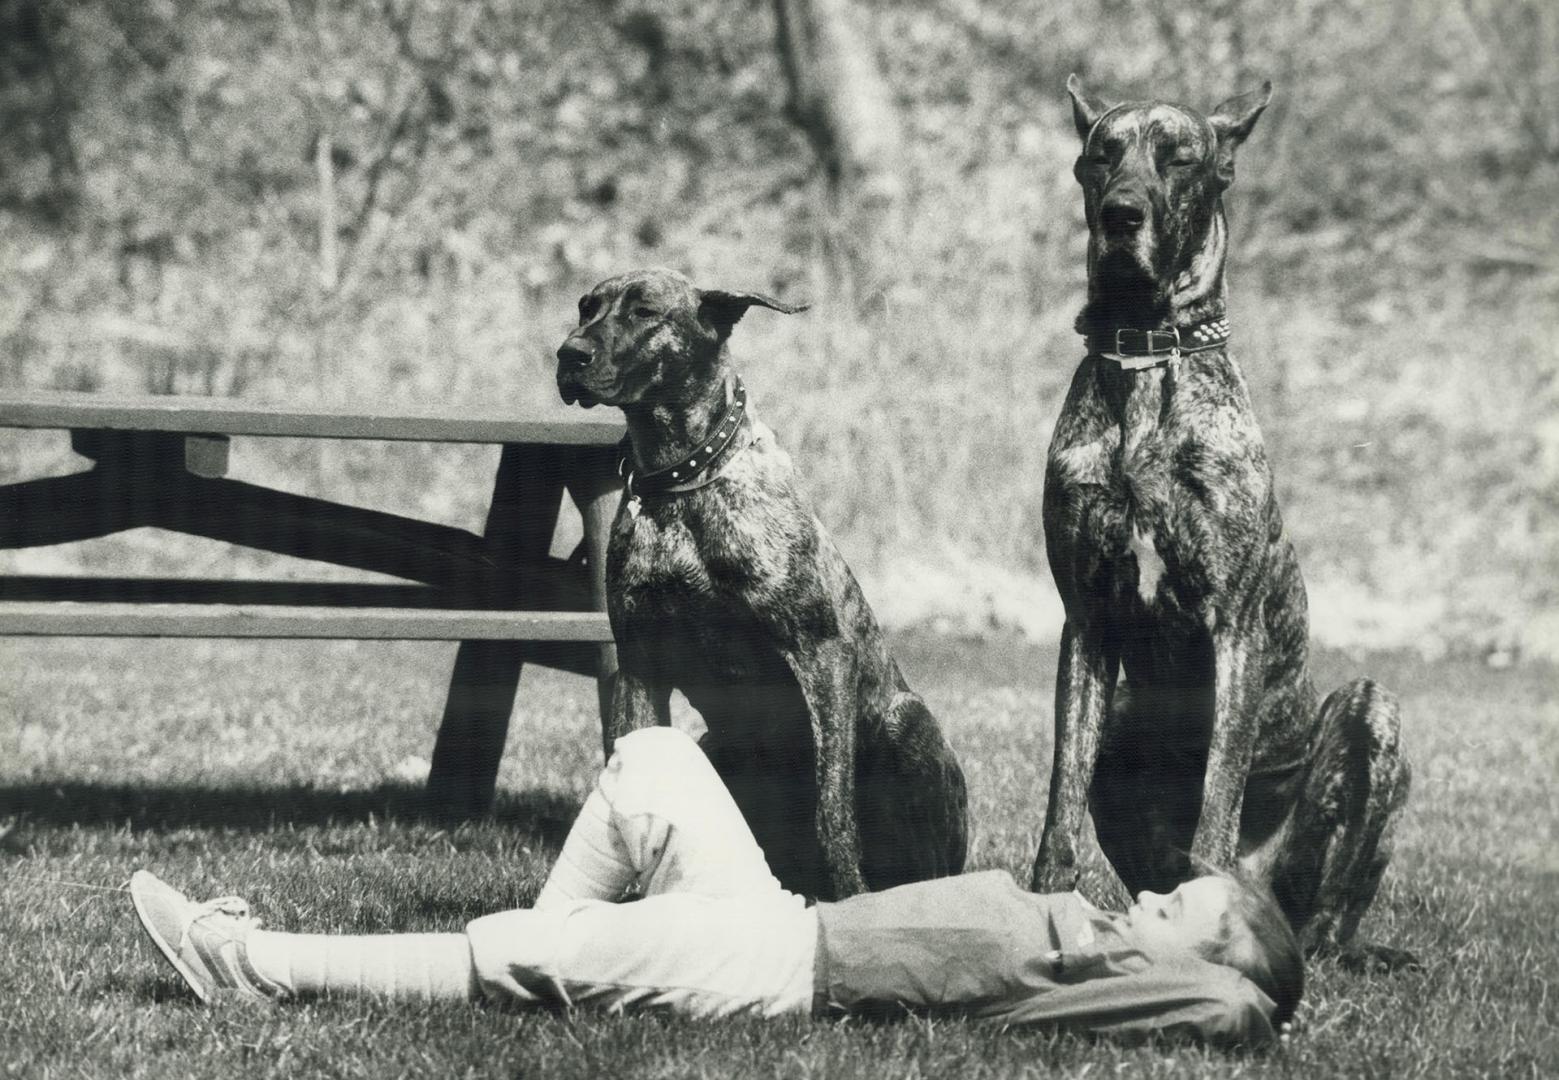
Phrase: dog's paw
[{"left": 1336, "top": 941, "right": 1423, "bottom": 974}]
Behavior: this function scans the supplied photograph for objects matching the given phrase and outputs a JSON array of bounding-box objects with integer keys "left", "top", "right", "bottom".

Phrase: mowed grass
[{"left": 1, "top": 634, "right": 1554, "bottom": 1078}]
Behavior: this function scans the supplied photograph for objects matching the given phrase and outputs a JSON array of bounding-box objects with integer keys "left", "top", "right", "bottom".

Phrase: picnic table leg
[
  {"left": 564, "top": 445, "right": 623, "bottom": 760},
  {"left": 427, "top": 443, "right": 565, "bottom": 820}
]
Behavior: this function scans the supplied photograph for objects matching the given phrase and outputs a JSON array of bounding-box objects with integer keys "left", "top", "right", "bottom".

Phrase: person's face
[{"left": 1124, "top": 876, "right": 1240, "bottom": 958}]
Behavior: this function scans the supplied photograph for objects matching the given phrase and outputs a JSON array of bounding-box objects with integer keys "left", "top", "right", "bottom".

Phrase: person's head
[{"left": 1124, "top": 871, "right": 1303, "bottom": 1027}]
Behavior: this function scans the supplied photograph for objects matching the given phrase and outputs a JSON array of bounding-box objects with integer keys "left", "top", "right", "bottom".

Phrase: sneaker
[{"left": 129, "top": 869, "right": 281, "bottom": 1003}]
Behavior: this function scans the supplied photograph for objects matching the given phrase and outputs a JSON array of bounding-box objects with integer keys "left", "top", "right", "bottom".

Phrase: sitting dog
[
  {"left": 1029, "top": 77, "right": 1413, "bottom": 962},
  {"left": 556, "top": 268, "right": 967, "bottom": 900}
]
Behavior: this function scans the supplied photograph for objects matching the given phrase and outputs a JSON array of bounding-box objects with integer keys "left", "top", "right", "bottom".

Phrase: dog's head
[
  {"left": 1067, "top": 75, "right": 1270, "bottom": 315},
  {"left": 556, "top": 268, "right": 806, "bottom": 409}
]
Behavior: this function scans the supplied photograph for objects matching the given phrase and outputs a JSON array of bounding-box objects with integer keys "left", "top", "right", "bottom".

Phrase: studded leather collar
[
  {"left": 620, "top": 376, "right": 752, "bottom": 501},
  {"left": 1085, "top": 315, "right": 1230, "bottom": 371}
]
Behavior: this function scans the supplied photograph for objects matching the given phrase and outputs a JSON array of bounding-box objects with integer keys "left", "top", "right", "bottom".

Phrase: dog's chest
[
  {"left": 1046, "top": 364, "right": 1270, "bottom": 615},
  {"left": 605, "top": 490, "right": 808, "bottom": 680},
  {"left": 1064, "top": 430, "right": 1186, "bottom": 606}
]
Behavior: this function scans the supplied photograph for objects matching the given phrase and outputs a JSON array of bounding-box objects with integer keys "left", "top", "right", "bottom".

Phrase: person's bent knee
[
  {"left": 610, "top": 726, "right": 705, "bottom": 776},
  {"left": 604, "top": 726, "right": 747, "bottom": 839},
  {"left": 601, "top": 728, "right": 716, "bottom": 820}
]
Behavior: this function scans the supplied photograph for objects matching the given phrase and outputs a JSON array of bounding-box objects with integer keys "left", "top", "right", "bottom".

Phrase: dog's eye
[
  {"left": 633, "top": 307, "right": 660, "bottom": 319},
  {"left": 578, "top": 296, "right": 601, "bottom": 322},
  {"left": 1089, "top": 138, "right": 1122, "bottom": 164}
]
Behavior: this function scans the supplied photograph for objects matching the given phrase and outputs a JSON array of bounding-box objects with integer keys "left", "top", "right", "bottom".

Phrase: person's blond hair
[{"left": 1199, "top": 869, "right": 1304, "bottom": 1028}]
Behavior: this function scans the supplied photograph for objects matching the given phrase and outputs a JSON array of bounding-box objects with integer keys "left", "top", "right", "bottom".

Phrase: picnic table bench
[{"left": 0, "top": 389, "right": 625, "bottom": 819}]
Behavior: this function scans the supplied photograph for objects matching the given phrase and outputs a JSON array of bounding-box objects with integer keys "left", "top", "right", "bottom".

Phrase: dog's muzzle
[
  {"left": 556, "top": 341, "right": 597, "bottom": 406},
  {"left": 1100, "top": 192, "right": 1148, "bottom": 238},
  {"left": 556, "top": 340, "right": 592, "bottom": 371},
  {"left": 1093, "top": 189, "right": 1162, "bottom": 287}
]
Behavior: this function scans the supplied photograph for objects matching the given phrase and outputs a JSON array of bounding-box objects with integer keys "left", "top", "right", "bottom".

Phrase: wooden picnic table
[{"left": 0, "top": 388, "right": 625, "bottom": 819}]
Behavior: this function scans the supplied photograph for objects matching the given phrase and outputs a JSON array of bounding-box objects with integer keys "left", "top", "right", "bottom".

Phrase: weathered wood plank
[
  {"left": 0, "top": 576, "right": 593, "bottom": 610},
  {"left": 0, "top": 603, "right": 614, "bottom": 641},
  {"left": 0, "top": 389, "right": 624, "bottom": 446}
]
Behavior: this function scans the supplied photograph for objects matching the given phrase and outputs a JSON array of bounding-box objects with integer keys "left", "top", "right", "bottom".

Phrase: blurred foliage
[{"left": 0, "top": 0, "right": 1554, "bottom": 654}]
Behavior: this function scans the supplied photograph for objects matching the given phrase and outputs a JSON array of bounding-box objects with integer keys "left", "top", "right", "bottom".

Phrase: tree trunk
[{"left": 772, "top": 0, "right": 905, "bottom": 295}]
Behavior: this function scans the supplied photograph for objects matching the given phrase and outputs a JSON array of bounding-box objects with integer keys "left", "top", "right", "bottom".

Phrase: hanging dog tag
[{"left": 626, "top": 495, "right": 642, "bottom": 520}]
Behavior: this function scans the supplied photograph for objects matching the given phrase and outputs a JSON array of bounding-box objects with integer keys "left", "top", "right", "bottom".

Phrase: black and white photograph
[{"left": 1, "top": 0, "right": 1554, "bottom": 1075}]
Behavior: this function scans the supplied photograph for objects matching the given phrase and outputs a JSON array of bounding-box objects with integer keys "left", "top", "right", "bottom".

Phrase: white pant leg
[
  {"left": 473, "top": 729, "right": 815, "bottom": 1018},
  {"left": 535, "top": 726, "right": 783, "bottom": 909},
  {"left": 466, "top": 892, "right": 818, "bottom": 1018}
]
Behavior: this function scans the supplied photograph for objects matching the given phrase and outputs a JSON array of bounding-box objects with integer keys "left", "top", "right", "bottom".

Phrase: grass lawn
[{"left": 1, "top": 633, "right": 1554, "bottom": 1078}]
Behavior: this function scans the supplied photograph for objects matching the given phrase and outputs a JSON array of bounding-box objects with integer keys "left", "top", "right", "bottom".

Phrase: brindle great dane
[
  {"left": 1029, "top": 76, "right": 1414, "bottom": 966},
  {"left": 556, "top": 269, "right": 968, "bottom": 901}
]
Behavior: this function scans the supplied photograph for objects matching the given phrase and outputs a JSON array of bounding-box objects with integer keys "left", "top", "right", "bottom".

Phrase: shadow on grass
[{"left": 0, "top": 780, "right": 583, "bottom": 848}]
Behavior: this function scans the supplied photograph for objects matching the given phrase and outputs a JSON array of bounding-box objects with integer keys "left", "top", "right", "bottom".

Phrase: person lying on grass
[{"left": 131, "top": 727, "right": 1301, "bottom": 1047}]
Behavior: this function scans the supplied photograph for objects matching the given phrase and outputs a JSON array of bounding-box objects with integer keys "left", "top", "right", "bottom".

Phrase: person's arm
[
  {"left": 985, "top": 951, "right": 1279, "bottom": 1047},
  {"left": 814, "top": 873, "right": 1276, "bottom": 1046}
]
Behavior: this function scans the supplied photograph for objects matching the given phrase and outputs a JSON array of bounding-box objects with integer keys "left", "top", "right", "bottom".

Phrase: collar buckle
[{"left": 1113, "top": 326, "right": 1181, "bottom": 359}]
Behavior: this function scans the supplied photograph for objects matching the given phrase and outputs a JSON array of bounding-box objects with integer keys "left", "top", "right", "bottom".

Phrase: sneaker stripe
[{"left": 188, "top": 930, "right": 241, "bottom": 989}]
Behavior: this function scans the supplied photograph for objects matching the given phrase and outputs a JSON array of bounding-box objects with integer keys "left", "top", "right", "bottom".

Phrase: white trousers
[{"left": 465, "top": 727, "right": 818, "bottom": 1018}]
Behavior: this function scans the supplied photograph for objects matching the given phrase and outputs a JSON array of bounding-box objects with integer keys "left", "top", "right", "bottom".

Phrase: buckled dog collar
[
  {"left": 1085, "top": 316, "right": 1230, "bottom": 370},
  {"left": 620, "top": 377, "right": 751, "bottom": 509}
]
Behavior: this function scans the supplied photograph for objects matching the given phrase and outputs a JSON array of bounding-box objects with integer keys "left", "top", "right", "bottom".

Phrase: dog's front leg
[
  {"left": 784, "top": 638, "right": 868, "bottom": 899},
  {"left": 1189, "top": 623, "right": 1264, "bottom": 869},
  {"left": 1030, "top": 620, "right": 1118, "bottom": 893},
  {"left": 603, "top": 667, "right": 672, "bottom": 760}
]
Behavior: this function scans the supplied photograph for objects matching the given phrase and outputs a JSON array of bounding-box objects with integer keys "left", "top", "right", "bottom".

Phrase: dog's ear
[
  {"left": 697, "top": 289, "right": 809, "bottom": 336},
  {"left": 1066, "top": 74, "right": 1109, "bottom": 143},
  {"left": 1208, "top": 80, "right": 1272, "bottom": 186},
  {"left": 1209, "top": 81, "right": 1273, "bottom": 148}
]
